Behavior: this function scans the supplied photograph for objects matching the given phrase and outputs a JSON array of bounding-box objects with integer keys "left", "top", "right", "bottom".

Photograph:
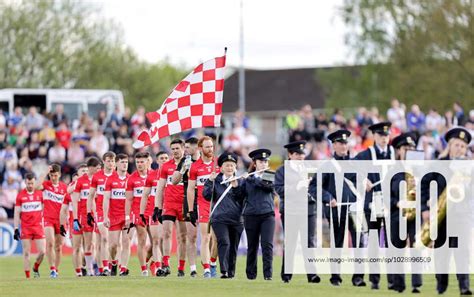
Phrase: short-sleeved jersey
[
  {"left": 160, "top": 159, "right": 184, "bottom": 205},
  {"left": 144, "top": 169, "right": 160, "bottom": 216},
  {"left": 16, "top": 189, "right": 43, "bottom": 227},
  {"left": 105, "top": 174, "right": 128, "bottom": 219},
  {"left": 126, "top": 171, "right": 147, "bottom": 215},
  {"left": 91, "top": 170, "right": 117, "bottom": 213},
  {"left": 189, "top": 157, "right": 220, "bottom": 203},
  {"left": 73, "top": 174, "right": 92, "bottom": 216},
  {"left": 42, "top": 180, "right": 69, "bottom": 220}
]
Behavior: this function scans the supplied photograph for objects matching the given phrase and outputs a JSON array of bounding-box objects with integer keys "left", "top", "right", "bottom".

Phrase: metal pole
[{"left": 238, "top": 0, "right": 245, "bottom": 113}]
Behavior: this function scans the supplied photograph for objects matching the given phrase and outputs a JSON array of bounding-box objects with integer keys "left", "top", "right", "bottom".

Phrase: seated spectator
[
  {"left": 89, "top": 129, "right": 109, "bottom": 158},
  {"left": 52, "top": 103, "right": 68, "bottom": 127},
  {"left": 25, "top": 106, "right": 45, "bottom": 131},
  {"left": 407, "top": 104, "right": 425, "bottom": 132},
  {"left": 8, "top": 106, "right": 24, "bottom": 127},
  {"left": 48, "top": 140, "right": 66, "bottom": 164},
  {"left": 387, "top": 98, "right": 406, "bottom": 131},
  {"left": 56, "top": 122, "right": 72, "bottom": 149},
  {"left": 38, "top": 121, "right": 56, "bottom": 147},
  {"left": 68, "top": 140, "right": 85, "bottom": 168}
]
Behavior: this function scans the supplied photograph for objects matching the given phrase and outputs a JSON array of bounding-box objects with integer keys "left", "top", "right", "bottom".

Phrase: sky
[{"left": 94, "top": 0, "right": 350, "bottom": 69}]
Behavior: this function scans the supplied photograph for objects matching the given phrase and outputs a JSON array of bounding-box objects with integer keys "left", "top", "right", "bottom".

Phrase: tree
[
  {"left": 320, "top": 0, "right": 474, "bottom": 111},
  {"left": 0, "top": 0, "right": 187, "bottom": 111}
]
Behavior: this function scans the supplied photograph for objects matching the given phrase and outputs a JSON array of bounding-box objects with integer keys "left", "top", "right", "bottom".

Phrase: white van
[{"left": 0, "top": 88, "right": 125, "bottom": 120}]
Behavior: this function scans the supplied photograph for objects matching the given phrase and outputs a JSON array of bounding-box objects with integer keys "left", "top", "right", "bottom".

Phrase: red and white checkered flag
[{"left": 133, "top": 54, "right": 226, "bottom": 149}]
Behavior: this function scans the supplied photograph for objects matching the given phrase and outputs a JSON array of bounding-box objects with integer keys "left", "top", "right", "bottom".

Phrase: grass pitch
[{"left": 0, "top": 255, "right": 470, "bottom": 296}]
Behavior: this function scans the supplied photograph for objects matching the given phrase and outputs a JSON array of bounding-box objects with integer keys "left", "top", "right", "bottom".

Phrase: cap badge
[{"left": 460, "top": 131, "right": 465, "bottom": 139}]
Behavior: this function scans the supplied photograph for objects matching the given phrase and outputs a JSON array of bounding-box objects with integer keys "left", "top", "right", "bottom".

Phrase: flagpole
[{"left": 208, "top": 47, "right": 227, "bottom": 234}]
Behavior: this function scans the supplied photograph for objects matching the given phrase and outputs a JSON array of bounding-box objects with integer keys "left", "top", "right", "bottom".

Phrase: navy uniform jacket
[
  {"left": 203, "top": 173, "right": 244, "bottom": 225},
  {"left": 242, "top": 175, "right": 274, "bottom": 216},
  {"left": 275, "top": 165, "right": 316, "bottom": 216},
  {"left": 354, "top": 145, "right": 393, "bottom": 212}
]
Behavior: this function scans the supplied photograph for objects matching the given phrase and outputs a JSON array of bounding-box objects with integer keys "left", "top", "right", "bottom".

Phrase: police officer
[
  {"left": 203, "top": 152, "right": 244, "bottom": 279},
  {"left": 354, "top": 121, "right": 394, "bottom": 290},
  {"left": 275, "top": 140, "right": 320, "bottom": 283},
  {"left": 242, "top": 148, "right": 275, "bottom": 280},
  {"left": 389, "top": 132, "right": 422, "bottom": 293},
  {"left": 310, "top": 129, "right": 365, "bottom": 287},
  {"left": 423, "top": 127, "right": 472, "bottom": 295}
]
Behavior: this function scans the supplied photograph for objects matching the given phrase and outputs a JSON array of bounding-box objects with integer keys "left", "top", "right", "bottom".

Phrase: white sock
[
  {"left": 190, "top": 265, "right": 197, "bottom": 272},
  {"left": 85, "top": 255, "right": 94, "bottom": 274},
  {"left": 204, "top": 268, "right": 210, "bottom": 273},
  {"left": 210, "top": 261, "right": 217, "bottom": 266}
]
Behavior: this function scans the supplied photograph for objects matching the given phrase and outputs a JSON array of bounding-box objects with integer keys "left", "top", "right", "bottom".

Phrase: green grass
[{"left": 0, "top": 255, "right": 470, "bottom": 296}]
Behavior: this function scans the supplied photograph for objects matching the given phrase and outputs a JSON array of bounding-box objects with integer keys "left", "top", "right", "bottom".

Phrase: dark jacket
[
  {"left": 242, "top": 175, "right": 274, "bottom": 216},
  {"left": 203, "top": 173, "right": 244, "bottom": 225}
]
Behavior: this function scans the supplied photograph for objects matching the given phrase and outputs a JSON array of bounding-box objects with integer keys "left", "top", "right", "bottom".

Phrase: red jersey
[
  {"left": 126, "top": 171, "right": 148, "bottom": 215},
  {"left": 16, "top": 189, "right": 43, "bottom": 227},
  {"left": 160, "top": 159, "right": 184, "bottom": 204},
  {"left": 105, "top": 174, "right": 128, "bottom": 219},
  {"left": 42, "top": 180, "right": 69, "bottom": 220},
  {"left": 189, "top": 157, "right": 220, "bottom": 203},
  {"left": 91, "top": 170, "right": 117, "bottom": 214},
  {"left": 73, "top": 174, "right": 92, "bottom": 216},
  {"left": 144, "top": 169, "right": 160, "bottom": 216}
]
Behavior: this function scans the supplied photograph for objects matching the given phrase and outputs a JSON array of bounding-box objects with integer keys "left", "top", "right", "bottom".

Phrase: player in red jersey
[
  {"left": 60, "top": 165, "right": 88, "bottom": 277},
  {"left": 103, "top": 153, "right": 130, "bottom": 276},
  {"left": 139, "top": 151, "right": 169, "bottom": 276},
  {"left": 155, "top": 138, "right": 188, "bottom": 277},
  {"left": 71, "top": 157, "right": 101, "bottom": 276},
  {"left": 186, "top": 136, "right": 220, "bottom": 277},
  {"left": 87, "top": 151, "right": 117, "bottom": 276},
  {"left": 13, "top": 173, "right": 45, "bottom": 279},
  {"left": 125, "top": 151, "right": 150, "bottom": 276},
  {"left": 36, "top": 163, "right": 70, "bottom": 278}
]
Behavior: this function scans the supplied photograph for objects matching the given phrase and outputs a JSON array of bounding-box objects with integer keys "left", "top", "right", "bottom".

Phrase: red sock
[
  {"left": 120, "top": 266, "right": 127, "bottom": 273},
  {"left": 163, "top": 256, "right": 170, "bottom": 266},
  {"left": 99, "top": 267, "right": 103, "bottom": 273},
  {"left": 25, "top": 270, "right": 30, "bottom": 278},
  {"left": 150, "top": 261, "right": 155, "bottom": 273},
  {"left": 141, "top": 265, "right": 147, "bottom": 272},
  {"left": 33, "top": 262, "right": 40, "bottom": 271},
  {"left": 202, "top": 263, "right": 210, "bottom": 269},
  {"left": 75, "top": 268, "right": 82, "bottom": 275},
  {"left": 102, "top": 260, "right": 109, "bottom": 270},
  {"left": 50, "top": 266, "right": 56, "bottom": 272},
  {"left": 210, "top": 257, "right": 217, "bottom": 263},
  {"left": 155, "top": 261, "right": 162, "bottom": 269},
  {"left": 178, "top": 260, "right": 185, "bottom": 271}
]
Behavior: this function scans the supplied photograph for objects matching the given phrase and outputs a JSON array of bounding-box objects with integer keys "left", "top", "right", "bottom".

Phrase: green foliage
[
  {"left": 320, "top": 0, "right": 474, "bottom": 111},
  {"left": 0, "top": 0, "right": 187, "bottom": 112}
]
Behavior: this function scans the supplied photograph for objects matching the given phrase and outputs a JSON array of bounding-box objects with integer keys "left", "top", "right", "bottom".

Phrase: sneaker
[
  {"left": 111, "top": 265, "right": 117, "bottom": 276},
  {"left": 190, "top": 270, "right": 198, "bottom": 278},
  {"left": 141, "top": 270, "right": 149, "bottom": 277},
  {"left": 81, "top": 268, "right": 87, "bottom": 276},
  {"left": 101, "top": 269, "right": 111, "bottom": 276},
  {"left": 50, "top": 270, "right": 58, "bottom": 278},
  {"left": 119, "top": 269, "right": 129, "bottom": 276},
  {"left": 162, "top": 266, "right": 171, "bottom": 276},
  {"left": 33, "top": 269, "right": 40, "bottom": 278},
  {"left": 156, "top": 268, "right": 166, "bottom": 277},
  {"left": 210, "top": 265, "right": 217, "bottom": 278},
  {"left": 177, "top": 270, "right": 185, "bottom": 277},
  {"left": 203, "top": 271, "right": 211, "bottom": 278}
]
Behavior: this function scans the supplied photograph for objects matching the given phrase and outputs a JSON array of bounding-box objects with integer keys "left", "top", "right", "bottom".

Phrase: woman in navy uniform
[
  {"left": 389, "top": 132, "right": 422, "bottom": 293},
  {"left": 242, "top": 148, "right": 275, "bottom": 280},
  {"left": 422, "top": 127, "right": 472, "bottom": 295},
  {"left": 354, "top": 121, "right": 394, "bottom": 290},
  {"left": 274, "top": 140, "right": 320, "bottom": 284},
  {"left": 203, "top": 152, "right": 244, "bottom": 279}
]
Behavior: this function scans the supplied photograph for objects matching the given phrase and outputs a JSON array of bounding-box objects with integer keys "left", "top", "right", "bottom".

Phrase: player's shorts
[
  {"left": 197, "top": 199, "right": 211, "bottom": 224},
  {"left": 43, "top": 217, "right": 61, "bottom": 234},
  {"left": 79, "top": 214, "right": 94, "bottom": 233},
  {"left": 21, "top": 225, "right": 45, "bottom": 240},
  {"left": 163, "top": 202, "right": 185, "bottom": 222},
  {"left": 95, "top": 210, "right": 105, "bottom": 224},
  {"left": 133, "top": 213, "right": 161, "bottom": 227},
  {"left": 109, "top": 216, "right": 126, "bottom": 232}
]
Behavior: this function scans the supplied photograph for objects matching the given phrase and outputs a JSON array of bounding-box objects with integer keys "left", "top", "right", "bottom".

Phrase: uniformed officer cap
[
  {"left": 368, "top": 121, "right": 392, "bottom": 136},
  {"left": 391, "top": 132, "right": 417, "bottom": 149},
  {"left": 444, "top": 127, "right": 472, "bottom": 144},
  {"left": 327, "top": 129, "right": 351, "bottom": 143},
  {"left": 218, "top": 152, "right": 239, "bottom": 167},
  {"left": 249, "top": 148, "right": 271, "bottom": 161},
  {"left": 283, "top": 140, "right": 306, "bottom": 154}
]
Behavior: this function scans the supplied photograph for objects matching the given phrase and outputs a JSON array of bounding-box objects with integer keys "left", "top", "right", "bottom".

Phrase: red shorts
[
  {"left": 43, "top": 217, "right": 61, "bottom": 234},
  {"left": 21, "top": 225, "right": 45, "bottom": 240},
  {"left": 95, "top": 210, "right": 105, "bottom": 224},
  {"left": 109, "top": 216, "right": 126, "bottom": 232},
  {"left": 133, "top": 213, "right": 160, "bottom": 227},
  {"left": 163, "top": 202, "right": 185, "bottom": 221},
  {"left": 79, "top": 214, "right": 94, "bottom": 233},
  {"left": 198, "top": 199, "right": 210, "bottom": 223}
]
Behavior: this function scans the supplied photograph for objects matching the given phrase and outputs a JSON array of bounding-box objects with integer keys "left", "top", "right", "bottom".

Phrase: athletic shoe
[
  {"left": 119, "top": 269, "right": 129, "bottom": 276},
  {"left": 203, "top": 271, "right": 211, "bottom": 278},
  {"left": 101, "top": 269, "right": 111, "bottom": 276},
  {"left": 177, "top": 270, "right": 185, "bottom": 277},
  {"left": 141, "top": 270, "right": 149, "bottom": 277},
  {"left": 156, "top": 268, "right": 166, "bottom": 277},
  {"left": 190, "top": 270, "right": 198, "bottom": 278},
  {"left": 162, "top": 266, "right": 171, "bottom": 276},
  {"left": 210, "top": 265, "right": 217, "bottom": 278},
  {"left": 50, "top": 270, "right": 58, "bottom": 278},
  {"left": 111, "top": 264, "right": 117, "bottom": 276},
  {"left": 33, "top": 271, "right": 40, "bottom": 278},
  {"left": 81, "top": 268, "right": 87, "bottom": 276}
]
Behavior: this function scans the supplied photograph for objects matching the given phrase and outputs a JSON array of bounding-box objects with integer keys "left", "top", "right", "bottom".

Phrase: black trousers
[
  {"left": 280, "top": 213, "right": 317, "bottom": 282},
  {"left": 211, "top": 222, "right": 243, "bottom": 277},
  {"left": 244, "top": 213, "right": 275, "bottom": 279}
]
